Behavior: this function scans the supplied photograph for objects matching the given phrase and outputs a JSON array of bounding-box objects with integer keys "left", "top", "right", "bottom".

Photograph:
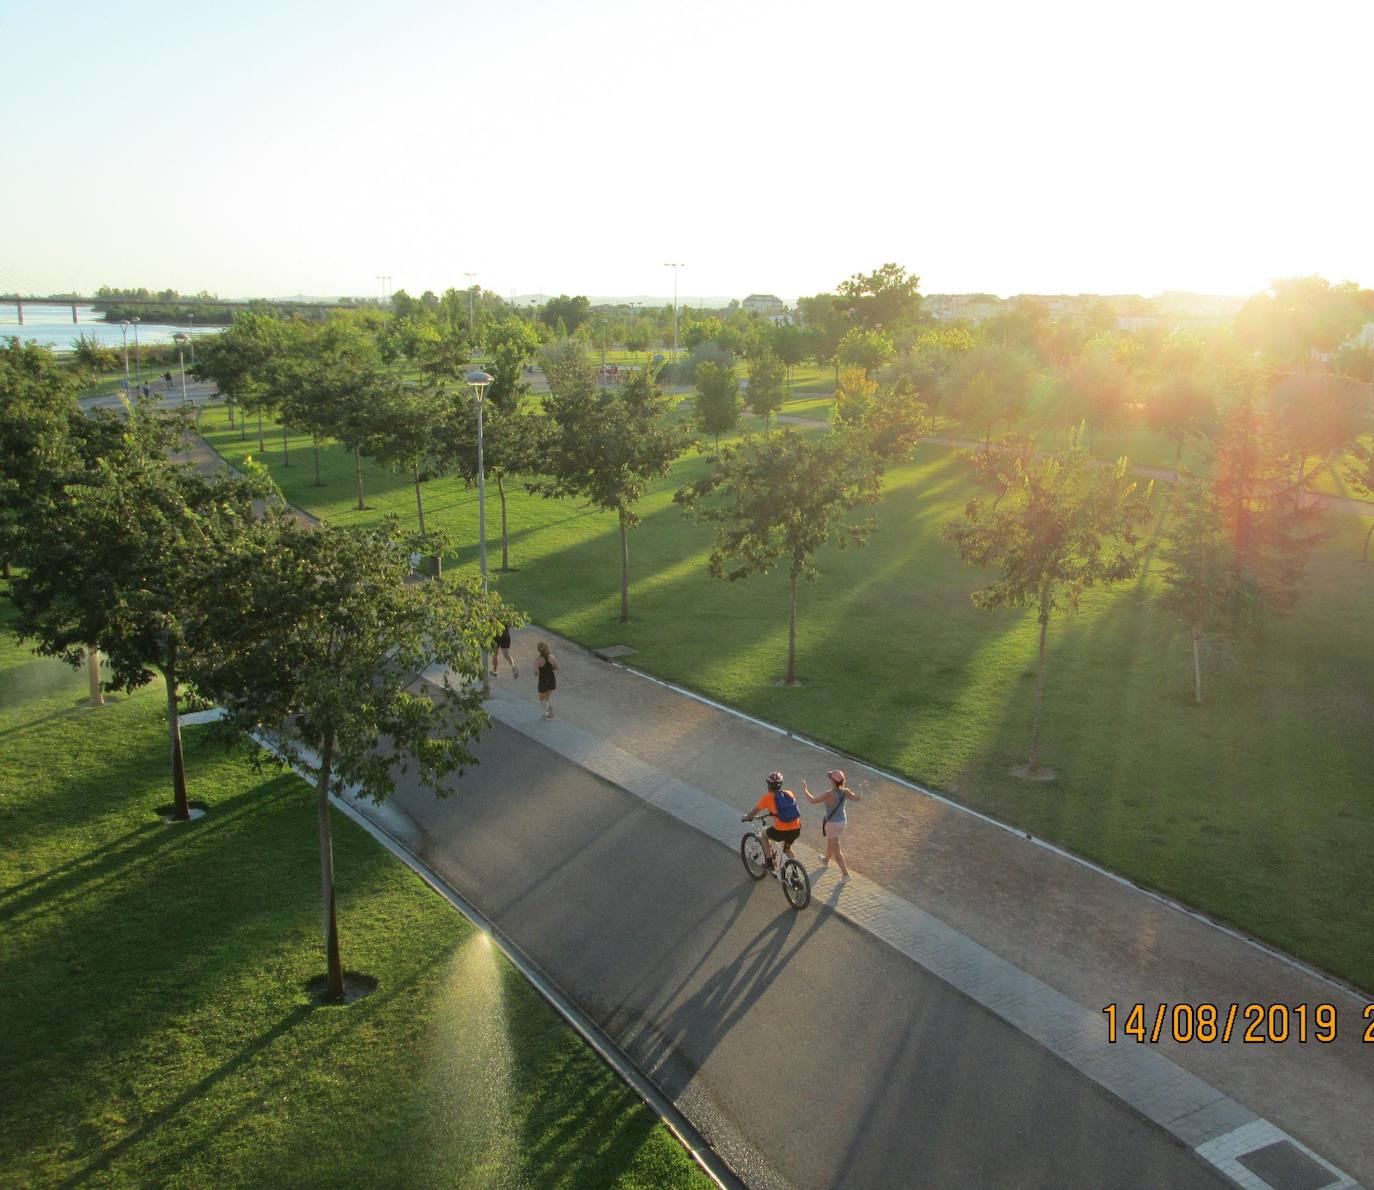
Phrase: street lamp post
[
  {"left": 663, "top": 262, "right": 685, "bottom": 361},
  {"left": 464, "top": 273, "right": 477, "bottom": 340},
  {"left": 188, "top": 313, "right": 195, "bottom": 365},
  {"left": 131, "top": 317, "right": 142, "bottom": 383},
  {"left": 601, "top": 318, "right": 608, "bottom": 381},
  {"left": 119, "top": 321, "right": 131, "bottom": 397},
  {"left": 466, "top": 369, "right": 494, "bottom": 694},
  {"left": 174, "top": 333, "right": 190, "bottom": 406}
]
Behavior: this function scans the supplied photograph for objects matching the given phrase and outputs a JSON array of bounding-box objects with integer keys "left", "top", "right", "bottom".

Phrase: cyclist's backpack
[{"left": 774, "top": 790, "right": 800, "bottom": 825}]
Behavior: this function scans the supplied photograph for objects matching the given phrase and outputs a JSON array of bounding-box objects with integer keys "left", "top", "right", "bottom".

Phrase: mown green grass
[
  {"left": 199, "top": 404, "right": 1374, "bottom": 990},
  {"left": 0, "top": 596, "right": 710, "bottom": 1189}
]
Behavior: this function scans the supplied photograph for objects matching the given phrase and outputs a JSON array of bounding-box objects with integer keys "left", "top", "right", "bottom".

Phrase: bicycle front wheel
[
  {"left": 741, "top": 834, "right": 768, "bottom": 880},
  {"left": 781, "top": 859, "right": 811, "bottom": 910}
]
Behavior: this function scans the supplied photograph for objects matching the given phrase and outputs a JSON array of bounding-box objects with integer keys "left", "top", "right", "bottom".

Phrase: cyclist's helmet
[{"left": 766, "top": 771, "right": 784, "bottom": 791}]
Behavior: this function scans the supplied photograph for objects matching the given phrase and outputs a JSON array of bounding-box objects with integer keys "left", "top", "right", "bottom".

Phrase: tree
[
  {"left": 833, "top": 371, "right": 930, "bottom": 467},
  {"left": 190, "top": 515, "right": 515, "bottom": 1002},
  {"left": 1235, "top": 276, "right": 1369, "bottom": 364},
  {"left": 0, "top": 339, "right": 76, "bottom": 580},
  {"left": 193, "top": 311, "right": 289, "bottom": 453},
  {"left": 836, "top": 327, "right": 895, "bottom": 377},
  {"left": 1052, "top": 345, "right": 1131, "bottom": 447},
  {"left": 1344, "top": 438, "right": 1374, "bottom": 562},
  {"left": 745, "top": 350, "right": 787, "bottom": 428},
  {"left": 1158, "top": 475, "right": 1247, "bottom": 705},
  {"left": 675, "top": 428, "right": 883, "bottom": 685},
  {"left": 1267, "top": 370, "right": 1365, "bottom": 484},
  {"left": 11, "top": 411, "right": 264, "bottom": 820},
  {"left": 526, "top": 358, "right": 689, "bottom": 621},
  {"left": 539, "top": 294, "right": 591, "bottom": 336},
  {"left": 69, "top": 333, "right": 118, "bottom": 376},
  {"left": 693, "top": 360, "right": 741, "bottom": 451},
  {"left": 796, "top": 293, "right": 850, "bottom": 376},
  {"left": 366, "top": 380, "right": 459, "bottom": 552},
  {"left": 837, "top": 263, "right": 923, "bottom": 331},
  {"left": 1143, "top": 371, "right": 1219, "bottom": 467},
  {"left": 943, "top": 435, "right": 1153, "bottom": 773},
  {"left": 951, "top": 342, "right": 1038, "bottom": 445},
  {"left": 478, "top": 317, "right": 542, "bottom": 569},
  {"left": 769, "top": 323, "right": 808, "bottom": 387}
]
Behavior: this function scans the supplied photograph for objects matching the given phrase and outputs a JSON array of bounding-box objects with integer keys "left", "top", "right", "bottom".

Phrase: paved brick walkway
[{"left": 443, "top": 625, "right": 1371, "bottom": 1189}]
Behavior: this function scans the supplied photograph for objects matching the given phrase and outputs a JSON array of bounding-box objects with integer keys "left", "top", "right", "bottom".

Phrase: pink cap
[{"left": 828, "top": 769, "right": 845, "bottom": 785}]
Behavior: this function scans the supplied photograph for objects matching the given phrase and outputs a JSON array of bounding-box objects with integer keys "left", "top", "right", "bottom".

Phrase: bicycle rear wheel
[
  {"left": 781, "top": 859, "right": 811, "bottom": 909},
  {"left": 741, "top": 834, "right": 768, "bottom": 880}
]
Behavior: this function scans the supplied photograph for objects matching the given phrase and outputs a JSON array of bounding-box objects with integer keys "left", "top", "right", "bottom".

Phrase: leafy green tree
[
  {"left": 190, "top": 515, "right": 515, "bottom": 1002},
  {"left": 693, "top": 360, "right": 741, "bottom": 451},
  {"left": 796, "top": 293, "right": 850, "bottom": 376},
  {"left": 69, "top": 333, "right": 119, "bottom": 376},
  {"left": 1, "top": 339, "right": 76, "bottom": 580},
  {"left": 951, "top": 342, "right": 1038, "bottom": 445},
  {"left": 943, "top": 435, "right": 1153, "bottom": 773},
  {"left": 837, "top": 327, "right": 895, "bottom": 377},
  {"left": 1052, "top": 345, "right": 1131, "bottom": 447},
  {"left": 675, "top": 428, "right": 883, "bottom": 685},
  {"left": 1344, "top": 438, "right": 1374, "bottom": 562},
  {"left": 1143, "top": 371, "right": 1219, "bottom": 467},
  {"left": 540, "top": 294, "right": 591, "bottom": 336},
  {"left": 526, "top": 359, "right": 689, "bottom": 621},
  {"left": 366, "top": 380, "right": 458, "bottom": 550},
  {"left": 193, "top": 311, "right": 289, "bottom": 454},
  {"left": 769, "top": 323, "right": 808, "bottom": 386},
  {"left": 837, "top": 263, "right": 922, "bottom": 331},
  {"left": 745, "top": 349, "right": 787, "bottom": 428},
  {"left": 1268, "top": 370, "right": 1365, "bottom": 484},
  {"left": 11, "top": 412, "right": 264, "bottom": 819},
  {"left": 1235, "top": 276, "right": 1370, "bottom": 364},
  {"left": 1158, "top": 475, "right": 1247, "bottom": 705},
  {"left": 833, "top": 370, "right": 930, "bottom": 466}
]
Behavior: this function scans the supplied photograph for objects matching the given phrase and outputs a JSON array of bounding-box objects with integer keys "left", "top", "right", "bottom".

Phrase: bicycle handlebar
[{"left": 743, "top": 812, "right": 774, "bottom": 822}]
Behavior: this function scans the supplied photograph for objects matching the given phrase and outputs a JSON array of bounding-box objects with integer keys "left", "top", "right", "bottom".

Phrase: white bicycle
[{"left": 740, "top": 813, "right": 811, "bottom": 910}]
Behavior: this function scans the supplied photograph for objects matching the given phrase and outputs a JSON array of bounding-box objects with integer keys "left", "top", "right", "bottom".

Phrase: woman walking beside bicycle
[{"left": 802, "top": 769, "right": 860, "bottom": 879}]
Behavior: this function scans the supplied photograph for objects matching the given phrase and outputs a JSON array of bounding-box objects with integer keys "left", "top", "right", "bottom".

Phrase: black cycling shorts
[{"left": 766, "top": 825, "right": 800, "bottom": 846}]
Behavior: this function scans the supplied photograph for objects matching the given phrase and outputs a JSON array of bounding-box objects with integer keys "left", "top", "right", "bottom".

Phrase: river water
[{"left": 0, "top": 304, "right": 223, "bottom": 353}]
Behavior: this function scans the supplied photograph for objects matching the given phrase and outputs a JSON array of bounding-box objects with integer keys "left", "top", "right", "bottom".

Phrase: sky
[{"left": 4, "top": 0, "right": 1372, "bottom": 304}]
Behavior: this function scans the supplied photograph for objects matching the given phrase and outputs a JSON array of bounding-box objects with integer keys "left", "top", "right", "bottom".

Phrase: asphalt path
[{"left": 375, "top": 722, "right": 1226, "bottom": 1190}]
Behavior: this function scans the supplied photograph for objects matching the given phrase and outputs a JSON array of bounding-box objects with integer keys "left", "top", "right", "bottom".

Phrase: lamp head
[{"left": 465, "top": 370, "right": 493, "bottom": 392}]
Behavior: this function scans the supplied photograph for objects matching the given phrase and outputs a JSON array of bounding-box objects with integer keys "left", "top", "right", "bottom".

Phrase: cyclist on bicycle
[{"left": 744, "top": 771, "right": 802, "bottom": 869}]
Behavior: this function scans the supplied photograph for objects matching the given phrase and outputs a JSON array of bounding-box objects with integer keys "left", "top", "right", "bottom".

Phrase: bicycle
[{"left": 740, "top": 813, "right": 811, "bottom": 910}]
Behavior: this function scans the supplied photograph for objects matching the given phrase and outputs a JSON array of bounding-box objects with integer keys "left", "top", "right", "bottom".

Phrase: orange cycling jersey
[{"left": 753, "top": 790, "right": 801, "bottom": 831}]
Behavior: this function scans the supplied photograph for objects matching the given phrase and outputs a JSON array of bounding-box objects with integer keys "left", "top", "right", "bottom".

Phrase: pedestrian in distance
[
  {"left": 802, "top": 769, "right": 860, "bottom": 879},
  {"left": 491, "top": 622, "right": 517, "bottom": 678},
  {"left": 535, "top": 641, "right": 558, "bottom": 718}
]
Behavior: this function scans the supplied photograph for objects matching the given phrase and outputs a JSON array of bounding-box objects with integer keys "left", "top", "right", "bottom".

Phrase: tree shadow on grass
[{"left": 57, "top": 1005, "right": 314, "bottom": 1189}]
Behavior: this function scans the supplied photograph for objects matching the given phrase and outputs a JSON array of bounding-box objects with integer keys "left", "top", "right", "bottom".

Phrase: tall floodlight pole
[
  {"left": 188, "top": 312, "right": 195, "bottom": 364},
  {"left": 466, "top": 369, "right": 494, "bottom": 694},
  {"left": 174, "top": 333, "right": 190, "bottom": 405},
  {"left": 376, "top": 274, "right": 391, "bottom": 311},
  {"left": 119, "top": 321, "right": 131, "bottom": 396},
  {"left": 663, "top": 262, "right": 685, "bottom": 360},
  {"left": 464, "top": 272, "right": 477, "bottom": 341},
  {"left": 131, "top": 317, "right": 142, "bottom": 383}
]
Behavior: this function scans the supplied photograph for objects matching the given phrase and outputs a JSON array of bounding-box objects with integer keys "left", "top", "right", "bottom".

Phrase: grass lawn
[
  {"left": 0, "top": 596, "right": 710, "bottom": 1189},
  {"left": 198, "top": 404, "right": 1374, "bottom": 991}
]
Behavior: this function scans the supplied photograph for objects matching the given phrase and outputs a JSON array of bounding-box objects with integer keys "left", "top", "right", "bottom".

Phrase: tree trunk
[
  {"left": 312, "top": 434, "right": 322, "bottom": 486},
  {"left": 257, "top": 412, "right": 265, "bottom": 453},
  {"left": 354, "top": 447, "right": 365, "bottom": 510},
  {"left": 2, "top": 558, "right": 10, "bottom": 580},
  {"left": 497, "top": 472, "right": 510, "bottom": 570},
  {"left": 88, "top": 649, "right": 104, "bottom": 707},
  {"left": 239, "top": 407, "right": 247, "bottom": 441},
  {"left": 1191, "top": 624, "right": 1203, "bottom": 705},
  {"left": 163, "top": 657, "right": 190, "bottom": 820},
  {"left": 414, "top": 470, "right": 427, "bottom": 540},
  {"left": 786, "top": 567, "right": 799, "bottom": 684},
  {"left": 1362, "top": 519, "right": 1374, "bottom": 564},
  {"left": 1027, "top": 599, "right": 1050, "bottom": 771},
  {"left": 315, "top": 727, "right": 347, "bottom": 1003},
  {"left": 618, "top": 509, "right": 630, "bottom": 623},
  {"left": 281, "top": 422, "right": 290, "bottom": 467}
]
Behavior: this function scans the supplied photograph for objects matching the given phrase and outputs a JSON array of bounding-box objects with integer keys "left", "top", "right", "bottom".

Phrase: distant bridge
[{"left": 0, "top": 295, "right": 360, "bottom": 325}]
